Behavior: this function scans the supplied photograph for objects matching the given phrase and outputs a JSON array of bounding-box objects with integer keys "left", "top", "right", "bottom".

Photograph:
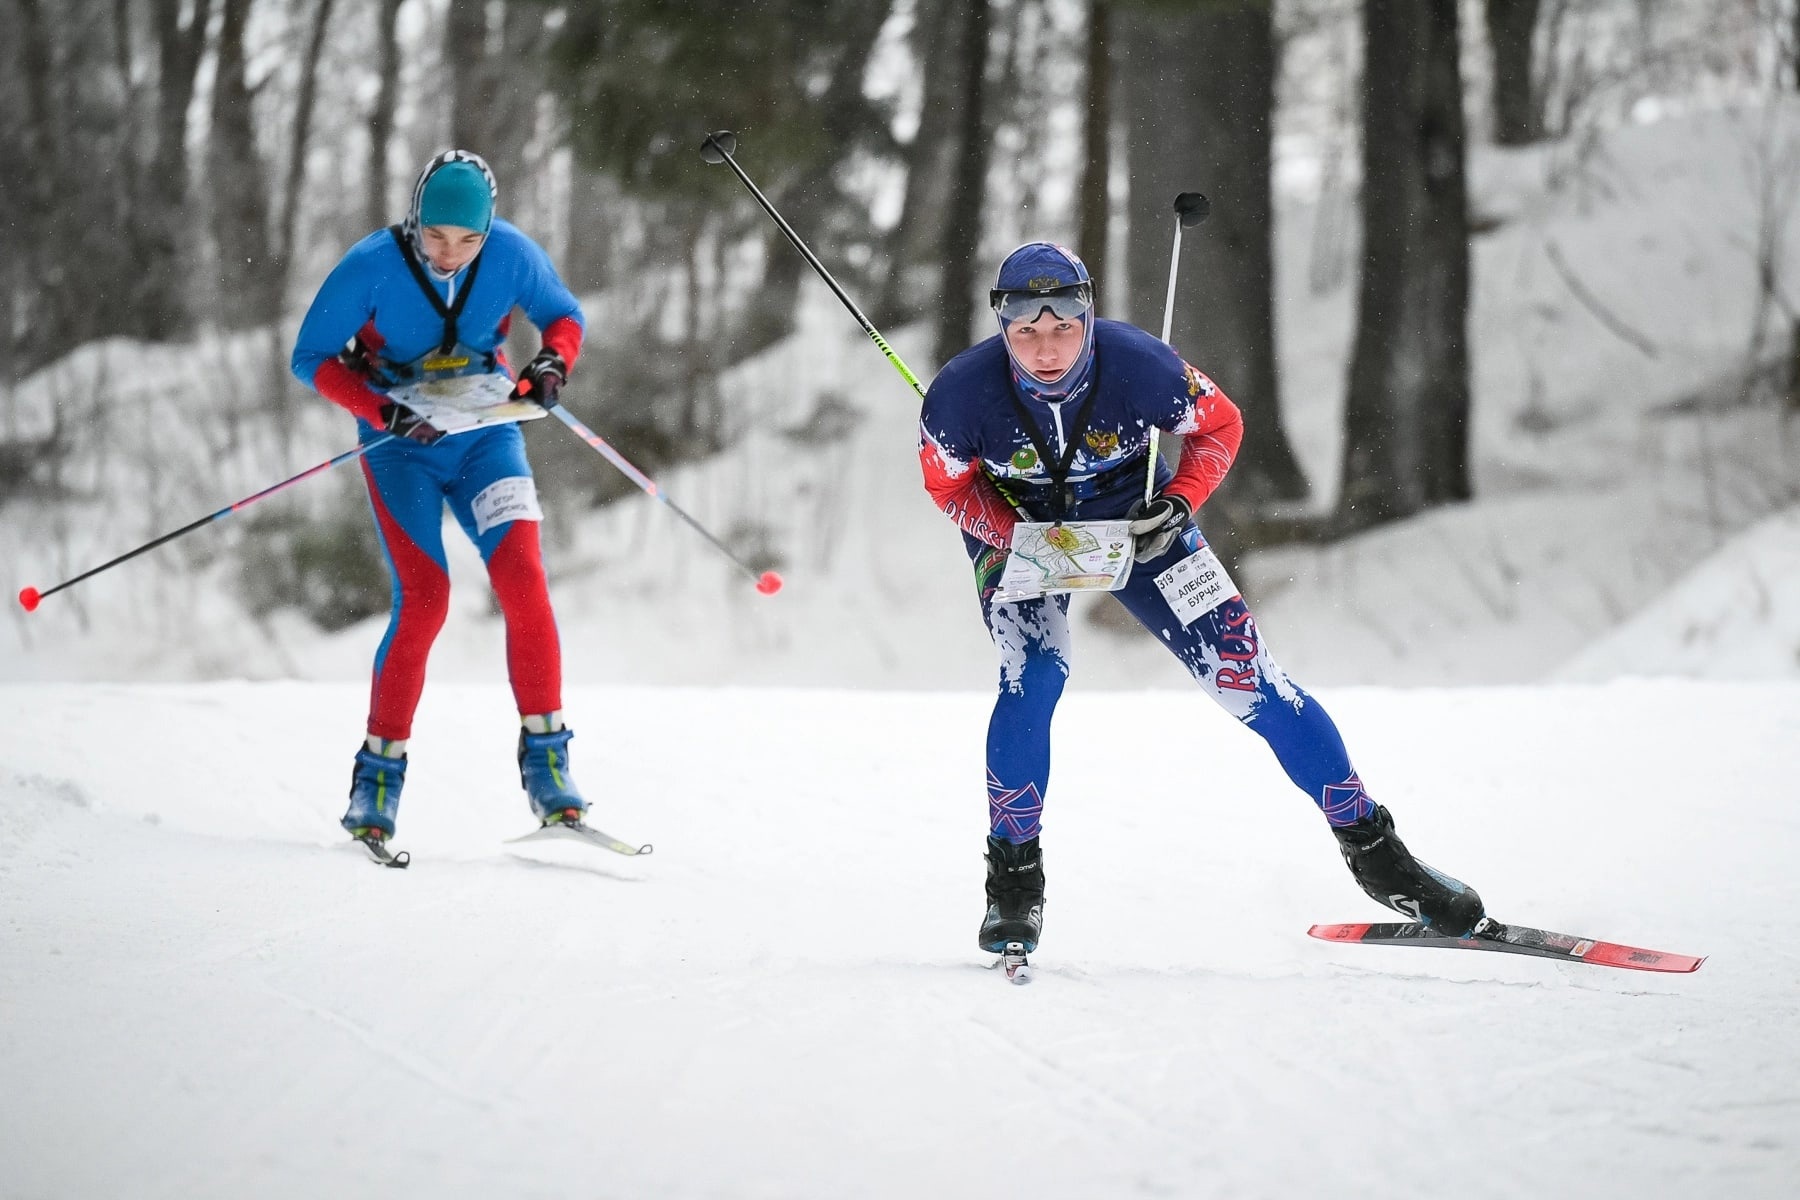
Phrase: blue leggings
[{"left": 967, "top": 528, "right": 1377, "bottom": 843}]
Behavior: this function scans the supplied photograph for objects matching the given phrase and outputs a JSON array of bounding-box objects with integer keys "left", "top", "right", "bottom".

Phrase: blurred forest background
[{"left": 1, "top": 0, "right": 1797, "bottom": 644}]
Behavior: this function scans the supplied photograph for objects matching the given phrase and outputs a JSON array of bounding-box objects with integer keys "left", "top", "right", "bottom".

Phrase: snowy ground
[{"left": 2, "top": 681, "right": 1795, "bottom": 1199}]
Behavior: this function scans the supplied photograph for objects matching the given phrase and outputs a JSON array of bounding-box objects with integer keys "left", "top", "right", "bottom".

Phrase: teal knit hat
[{"left": 418, "top": 160, "right": 493, "bottom": 232}]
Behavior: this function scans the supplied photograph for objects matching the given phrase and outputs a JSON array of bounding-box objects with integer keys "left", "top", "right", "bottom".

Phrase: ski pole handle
[{"left": 18, "top": 436, "right": 395, "bottom": 612}]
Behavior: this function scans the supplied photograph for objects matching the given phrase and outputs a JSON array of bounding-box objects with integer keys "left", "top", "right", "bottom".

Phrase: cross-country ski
[
  {"left": 1308, "top": 920, "right": 1705, "bottom": 973},
  {"left": 506, "top": 813, "right": 653, "bottom": 857}
]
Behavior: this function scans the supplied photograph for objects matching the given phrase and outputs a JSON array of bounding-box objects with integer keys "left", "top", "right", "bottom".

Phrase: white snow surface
[{"left": 2, "top": 680, "right": 1796, "bottom": 1198}]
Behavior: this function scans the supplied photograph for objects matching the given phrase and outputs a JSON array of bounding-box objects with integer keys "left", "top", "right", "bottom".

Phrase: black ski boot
[
  {"left": 978, "top": 835, "right": 1045, "bottom": 953},
  {"left": 1332, "top": 806, "right": 1485, "bottom": 936}
]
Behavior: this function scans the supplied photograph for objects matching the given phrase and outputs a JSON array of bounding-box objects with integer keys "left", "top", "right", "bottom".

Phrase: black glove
[
  {"left": 1126, "top": 493, "right": 1192, "bottom": 562},
  {"left": 379, "top": 402, "right": 445, "bottom": 445},
  {"left": 514, "top": 348, "right": 567, "bottom": 407}
]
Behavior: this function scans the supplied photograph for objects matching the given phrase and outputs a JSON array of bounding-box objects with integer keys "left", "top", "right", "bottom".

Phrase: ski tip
[
  {"left": 1581, "top": 942, "right": 1707, "bottom": 973},
  {"left": 1308, "top": 923, "right": 1373, "bottom": 942}
]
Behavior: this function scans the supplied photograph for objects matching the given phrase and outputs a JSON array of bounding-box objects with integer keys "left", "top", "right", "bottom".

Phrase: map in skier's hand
[
  {"left": 994, "top": 520, "right": 1135, "bottom": 602},
  {"left": 386, "top": 372, "right": 550, "bottom": 436}
]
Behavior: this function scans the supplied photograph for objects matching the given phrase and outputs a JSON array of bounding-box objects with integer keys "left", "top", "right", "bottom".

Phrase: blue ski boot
[
  {"left": 343, "top": 742, "right": 408, "bottom": 839},
  {"left": 519, "top": 727, "right": 588, "bottom": 823}
]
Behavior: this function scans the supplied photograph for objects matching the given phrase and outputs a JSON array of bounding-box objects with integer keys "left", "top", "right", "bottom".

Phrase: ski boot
[
  {"left": 978, "top": 835, "right": 1046, "bottom": 954},
  {"left": 343, "top": 742, "right": 408, "bottom": 840},
  {"left": 519, "top": 727, "right": 588, "bottom": 824},
  {"left": 1332, "top": 805, "right": 1485, "bottom": 937}
]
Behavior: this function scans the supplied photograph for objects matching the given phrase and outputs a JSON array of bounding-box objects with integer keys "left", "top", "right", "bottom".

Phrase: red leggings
[{"left": 364, "top": 505, "right": 562, "bottom": 742}]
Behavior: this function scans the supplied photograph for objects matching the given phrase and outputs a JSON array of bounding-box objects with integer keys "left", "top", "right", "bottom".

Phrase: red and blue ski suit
[
  {"left": 919, "top": 319, "right": 1378, "bottom": 843},
  {"left": 290, "top": 217, "right": 583, "bottom": 741}
]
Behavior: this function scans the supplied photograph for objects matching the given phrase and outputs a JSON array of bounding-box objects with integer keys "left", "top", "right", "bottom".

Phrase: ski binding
[
  {"left": 989, "top": 941, "right": 1033, "bottom": 985},
  {"left": 352, "top": 831, "right": 410, "bottom": 869},
  {"left": 1309, "top": 919, "right": 1704, "bottom": 973}
]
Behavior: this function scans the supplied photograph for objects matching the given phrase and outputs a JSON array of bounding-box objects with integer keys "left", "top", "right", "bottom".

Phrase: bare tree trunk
[
  {"left": 1119, "top": 0, "right": 1307, "bottom": 523},
  {"left": 138, "top": 0, "right": 210, "bottom": 339},
  {"left": 277, "top": 0, "right": 336, "bottom": 276},
  {"left": 208, "top": 0, "right": 279, "bottom": 328},
  {"left": 448, "top": 0, "right": 536, "bottom": 182},
  {"left": 934, "top": 0, "right": 991, "bottom": 369},
  {"left": 367, "top": 0, "right": 404, "bottom": 228},
  {"left": 1335, "top": 0, "right": 1472, "bottom": 533},
  {"left": 446, "top": 0, "right": 486, "bottom": 150},
  {"left": 11, "top": 0, "right": 82, "bottom": 353},
  {"left": 753, "top": 0, "right": 894, "bottom": 350},
  {"left": 1077, "top": 0, "right": 1111, "bottom": 279},
  {"left": 878, "top": 0, "right": 964, "bottom": 325},
  {"left": 1486, "top": 0, "right": 1541, "bottom": 145}
]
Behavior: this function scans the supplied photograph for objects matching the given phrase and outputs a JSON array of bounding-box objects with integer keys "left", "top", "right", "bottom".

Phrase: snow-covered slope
[
  {"left": 1, "top": 681, "right": 1794, "bottom": 1198},
  {"left": 4, "top": 105, "right": 1798, "bottom": 689}
]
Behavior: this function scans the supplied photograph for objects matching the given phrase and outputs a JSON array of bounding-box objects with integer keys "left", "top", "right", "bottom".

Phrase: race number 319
[{"left": 1154, "top": 545, "right": 1241, "bottom": 627}]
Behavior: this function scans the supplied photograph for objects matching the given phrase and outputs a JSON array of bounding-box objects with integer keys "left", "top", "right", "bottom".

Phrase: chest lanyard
[
  {"left": 1004, "top": 383, "right": 1100, "bottom": 520},
  {"left": 388, "top": 226, "right": 492, "bottom": 367}
]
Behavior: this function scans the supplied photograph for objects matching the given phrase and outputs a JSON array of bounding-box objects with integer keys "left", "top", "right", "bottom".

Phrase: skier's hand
[
  {"left": 1126, "top": 493, "right": 1192, "bottom": 562},
  {"left": 380, "top": 402, "right": 445, "bottom": 445},
  {"left": 513, "top": 349, "right": 567, "bottom": 408}
]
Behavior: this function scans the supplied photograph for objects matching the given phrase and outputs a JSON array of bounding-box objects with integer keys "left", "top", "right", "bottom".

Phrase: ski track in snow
[{"left": 0, "top": 681, "right": 1796, "bottom": 1199}]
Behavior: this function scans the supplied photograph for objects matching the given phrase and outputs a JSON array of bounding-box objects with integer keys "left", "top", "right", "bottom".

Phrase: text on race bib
[
  {"left": 472, "top": 476, "right": 542, "bottom": 536},
  {"left": 1154, "top": 544, "right": 1240, "bottom": 626}
]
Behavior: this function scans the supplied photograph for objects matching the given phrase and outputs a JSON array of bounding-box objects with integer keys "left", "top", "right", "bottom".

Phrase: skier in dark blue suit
[
  {"left": 919, "top": 242, "right": 1486, "bottom": 956},
  {"left": 292, "top": 149, "right": 591, "bottom": 850}
]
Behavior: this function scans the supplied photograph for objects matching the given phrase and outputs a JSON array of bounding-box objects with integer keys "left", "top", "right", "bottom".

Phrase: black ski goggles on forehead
[{"left": 990, "top": 282, "right": 1094, "bottom": 324}]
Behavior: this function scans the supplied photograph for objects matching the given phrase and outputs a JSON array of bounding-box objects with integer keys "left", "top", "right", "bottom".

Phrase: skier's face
[
  {"left": 421, "top": 225, "right": 486, "bottom": 274},
  {"left": 1003, "top": 311, "right": 1087, "bottom": 383}
]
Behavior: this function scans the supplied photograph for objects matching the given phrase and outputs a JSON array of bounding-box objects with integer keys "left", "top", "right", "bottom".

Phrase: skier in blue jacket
[
  {"left": 920, "top": 242, "right": 1486, "bottom": 957},
  {"left": 291, "top": 149, "right": 589, "bottom": 851}
]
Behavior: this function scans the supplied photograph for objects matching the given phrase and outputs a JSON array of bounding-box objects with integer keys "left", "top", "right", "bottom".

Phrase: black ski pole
[
  {"left": 17, "top": 436, "right": 396, "bottom": 613},
  {"left": 700, "top": 130, "right": 928, "bottom": 401},
  {"left": 543, "top": 401, "right": 782, "bottom": 595}
]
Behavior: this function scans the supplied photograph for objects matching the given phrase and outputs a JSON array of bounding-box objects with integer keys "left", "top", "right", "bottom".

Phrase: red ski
[{"left": 1308, "top": 920, "right": 1705, "bottom": 974}]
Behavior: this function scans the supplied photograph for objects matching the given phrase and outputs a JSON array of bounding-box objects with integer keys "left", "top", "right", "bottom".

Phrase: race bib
[
  {"left": 472, "top": 476, "right": 542, "bottom": 536},
  {"left": 994, "top": 520, "right": 1135, "bottom": 602},
  {"left": 1154, "top": 544, "right": 1240, "bottom": 626}
]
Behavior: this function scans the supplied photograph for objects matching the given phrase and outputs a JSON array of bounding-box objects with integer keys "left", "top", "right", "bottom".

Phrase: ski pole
[
  {"left": 543, "top": 401, "right": 782, "bottom": 595},
  {"left": 17, "top": 436, "right": 396, "bottom": 613},
  {"left": 1147, "top": 190, "right": 1212, "bottom": 503},
  {"left": 700, "top": 130, "right": 927, "bottom": 402}
]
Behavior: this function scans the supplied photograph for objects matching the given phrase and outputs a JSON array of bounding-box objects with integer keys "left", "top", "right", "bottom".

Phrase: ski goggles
[{"left": 989, "top": 282, "right": 1094, "bottom": 324}]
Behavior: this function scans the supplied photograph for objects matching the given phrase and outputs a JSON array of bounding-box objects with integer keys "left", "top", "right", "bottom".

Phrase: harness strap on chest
[
  {"left": 1005, "top": 383, "right": 1102, "bottom": 520},
  {"left": 389, "top": 225, "right": 485, "bottom": 356}
]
